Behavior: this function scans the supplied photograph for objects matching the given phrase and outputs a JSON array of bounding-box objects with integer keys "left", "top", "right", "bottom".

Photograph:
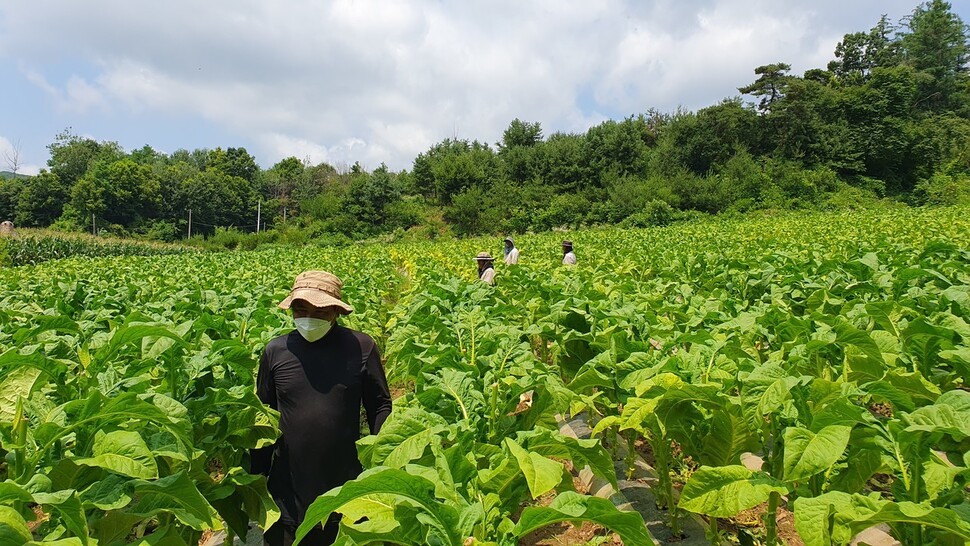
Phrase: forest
[{"left": 0, "top": 0, "right": 967, "bottom": 244}]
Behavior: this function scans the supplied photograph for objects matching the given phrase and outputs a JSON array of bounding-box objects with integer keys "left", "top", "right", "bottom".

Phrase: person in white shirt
[
  {"left": 504, "top": 238, "right": 519, "bottom": 265},
  {"left": 475, "top": 252, "right": 496, "bottom": 285},
  {"left": 562, "top": 240, "right": 577, "bottom": 265}
]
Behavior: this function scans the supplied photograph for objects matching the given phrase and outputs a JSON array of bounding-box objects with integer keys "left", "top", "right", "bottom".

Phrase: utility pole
[
  {"left": 188, "top": 208, "right": 192, "bottom": 238},
  {"left": 256, "top": 199, "right": 261, "bottom": 234},
  {"left": 283, "top": 207, "right": 287, "bottom": 223},
  {"left": 92, "top": 214, "right": 96, "bottom": 236}
]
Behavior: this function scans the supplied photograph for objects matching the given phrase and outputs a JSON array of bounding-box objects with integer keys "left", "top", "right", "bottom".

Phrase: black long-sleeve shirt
[{"left": 251, "top": 324, "right": 392, "bottom": 525}]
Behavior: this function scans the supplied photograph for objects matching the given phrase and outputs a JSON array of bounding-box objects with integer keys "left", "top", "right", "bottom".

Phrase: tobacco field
[{"left": 1, "top": 206, "right": 969, "bottom": 546}]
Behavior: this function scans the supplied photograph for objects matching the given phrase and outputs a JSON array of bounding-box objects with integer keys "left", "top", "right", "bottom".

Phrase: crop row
[{"left": 0, "top": 231, "right": 195, "bottom": 267}]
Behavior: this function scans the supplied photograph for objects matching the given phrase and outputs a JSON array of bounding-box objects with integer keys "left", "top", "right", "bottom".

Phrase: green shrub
[
  {"left": 621, "top": 199, "right": 675, "bottom": 228},
  {"left": 846, "top": 175, "right": 887, "bottom": 197},
  {"left": 445, "top": 186, "right": 502, "bottom": 236},
  {"left": 912, "top": 173, "right": 970, "bottom": 206},
  {"left": 410, "top": 213, "right": 452, "bottom": 240},
  {"left": 208, "top": 227, "right": 245, "bottom": 250},
  {"left": 823, "top": 184, "right": 884, "bottom": 211},
  {"left": 607, "top": 174, "right": 680, "bottom": 217},
  {"left": 385, "top": 199, "right": 425, "bottom": 231},
  {"left": 276, "top": 225, "right": 311, "bottom": 246},
  {"left": 586, "top": 201, "right": 624, "bottom": 225},
  {"left": 142, "top": 220, "right": 181, "bottom": 243},
  {"left": 534, "top": 193, "right": 585, "bottom": 231},
  {"left": 312, "top": 232, "right": 353, "bottom": 247}
]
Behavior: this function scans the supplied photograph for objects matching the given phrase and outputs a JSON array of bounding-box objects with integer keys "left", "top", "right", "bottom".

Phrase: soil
[
  {"left": 633, "top": 438, "right": 655, "bottom": 467},
  {"left": 633, "top": 437, "right": 806, "bottom": 545},
  {"left": 516, "top": 459, "right": 625, "bottom": 545},
  {"left": 390, "top": 385, "right": 409, "bottom": 400},
  {"left": 718, "top": 502, "right": 804, "bottom": 546},
  {"left": 518, "top": 519, "right": 623, "bottom": 545}
]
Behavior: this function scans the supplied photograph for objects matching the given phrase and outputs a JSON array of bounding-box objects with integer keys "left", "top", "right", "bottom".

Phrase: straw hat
[
  {"left": 278, "top": 270, "right": 354, "bottom": 314},
  {"left": 562, "top": 240, "right": 573, "bottom": 249},
  {"left": 474, "top": 252, "right": 494, "bottom": 261}
]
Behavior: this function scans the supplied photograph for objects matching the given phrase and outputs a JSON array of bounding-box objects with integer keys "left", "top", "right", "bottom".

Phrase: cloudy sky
[{"left": 1, "top": 1, "right": 966, "bottom": 176}]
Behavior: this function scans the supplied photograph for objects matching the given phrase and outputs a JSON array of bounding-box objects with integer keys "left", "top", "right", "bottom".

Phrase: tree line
[{"left": 1, "top": 0, "right": 967, "bottom": 243}]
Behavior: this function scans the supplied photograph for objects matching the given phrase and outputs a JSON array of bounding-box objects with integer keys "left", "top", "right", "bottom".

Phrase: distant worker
[
  {"left": 562, "top": 240, "right": 577, "bottom": 265},
  {"left": 475, "top": 251, "right": 496, "bottom": 285},
  {"left": 504, "top": 237, "right": 519, "bottom": 265},
  {"left": 0, "top": 220, "right": 15, "bottom": 237}
]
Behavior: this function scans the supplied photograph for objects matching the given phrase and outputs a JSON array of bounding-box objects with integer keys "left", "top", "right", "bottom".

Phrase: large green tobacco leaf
[
  {"left": 902, "top": 319, "right": 955, "bottom": 375},
  {"left": 0, "top": 367, "right": 43, "bottom": 422},
  {"left": 1, "top": 477, "right": 90, "bottom": 544},
  {"left": 127, "top": 472, "right": 220, "bottom": 531},
  {"left": 903, "top": 390, "right": 970, "bottom": 438},
  {"left": 207, "top": 467, "right": 279, "bottom": 540},
  {"left": 401, "top": 440, "right": 475, "bottom": 507},
  {"left": 783, "top": 425, "right": 852, "bottom": 483},
  {"left": 697, "top": 407, "right": 760, "bottom": 467},
  {"left": 295, "top": 467, "right": 462, "bottom": 546},
  {"left": 740, "top": 364, "right": 807, "bottom": 423},
  {"left": 94, "top": 323, "right": 186, "bottom": 364},
  {"left": 505, "top": 437, "right": 565, "bottom": 499},
  {"left": 11, "top": 315, "right": 80, "bottom": 346},
  {"left": 654, "top": 383, "right": 726, "bottom": 437},
  {"left": 0, "top": 482, "right": 34, "bottom": 504},
  {"left": 418, "top": 368, "right": 485, "bottom": 423},
  {"left": 333, "top": 501, "right": 448, "bottom": 545},
  {"left": 0, "top": 505, "right": 32, "bottom": 546},
  {"left": 477, "top": 454, "right": 531, "bottom": 512},
  {"left": 25, "top": 538, "right": 87, "bottom": 546},
  {"left": 31, "top": 489, "right": 89, "bottom": 545},
  {"left": 567, "top": 352, "right": 616, "bottom": 393},
  {"left": 333, "top": 492, "right": 405, "bottom": 533},
  {"left": 89, "top": 510, "right": 145, "bottom": 545},
  {"left": 126, "top": 525, "right": 194, "bottom": 546},
  {"left": 0, "top": 349, "right": 66, "bottom": 393},
  {"left": 826, "top": 426, "right": 892, "bottom": 494},
  {"left": 940, "top": 346, "right": 970, "bottom": 379},
  {"left": 679, "top": 465, "right": 789, "bottom": 517},
  {"left": 34, "top": 391, "right": 193, "bottom": 451},
  {"left": 74, "top": 430, "right": 158, "bottom": 479},
  {"left": 143, "top": 320, "right": 195, "bottom": 360},
  {"left": 79, "top": 473, "right": 132, "bottom": 510},
  {"left": 831, "top": 319, "right": 886, "bottom": 366},
  {"left": 794, "top": 492, "right": 970, "bottom": 546},
  {"left": 518, "top": 428, "right": 616, "bottom": 490},
  {"left": 183, "top": 386, "right": 279, "bottom": 451},
  {"left": 513, "top": 491, "right": 651, "bottom": 546},
  {"left": 356, "top": 406, "right": 449, "bottom": 468}
]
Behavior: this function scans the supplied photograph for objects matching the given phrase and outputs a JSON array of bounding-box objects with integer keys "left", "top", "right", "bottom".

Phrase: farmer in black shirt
[{"left": 251, "top": 270, "right": 393, "bottom": 546}]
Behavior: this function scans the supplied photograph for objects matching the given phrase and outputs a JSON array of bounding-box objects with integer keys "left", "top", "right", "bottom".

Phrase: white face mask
[{"left": 293, "top": 317, "right": 333, "bottom": 342}]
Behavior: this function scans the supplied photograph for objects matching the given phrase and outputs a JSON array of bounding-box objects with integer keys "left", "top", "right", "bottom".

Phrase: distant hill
[{"left": 0, "top": 171, "right": 30, "bottom": 180}]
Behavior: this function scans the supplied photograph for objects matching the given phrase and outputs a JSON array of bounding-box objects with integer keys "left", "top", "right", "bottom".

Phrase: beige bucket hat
[
  {"left": 474, "top": 252, "right": 494, "bottom": 261},
  {"left": 278, "top": 270, "right": 354, "bottom": 314}
]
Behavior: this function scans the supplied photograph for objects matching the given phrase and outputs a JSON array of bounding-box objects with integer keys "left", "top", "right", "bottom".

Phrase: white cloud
[
  {"left": 24, "top": 69, "right": 107, "bottom": 114},
  {"left": 0, "top": 0, "right": 943, "bottom": 171}
]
